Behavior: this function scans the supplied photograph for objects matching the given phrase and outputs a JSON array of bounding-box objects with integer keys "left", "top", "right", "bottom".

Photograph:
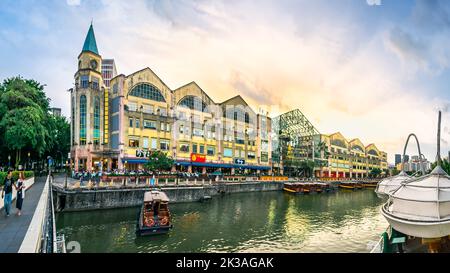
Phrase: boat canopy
[
  {"left": 144, "top": 191, "right": 169, "bottom": 203},
  {"left": 381, "top": 111, "right": 450, "bottom": 238},
  {"left": 387, "top": 166, "right": 450, "bottom": 221},
  {"left": 375, "top": 171, "right": 411, "bottom": 197}
]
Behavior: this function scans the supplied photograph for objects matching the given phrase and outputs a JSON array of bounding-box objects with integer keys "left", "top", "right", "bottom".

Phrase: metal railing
[
  {"left": 41, "top": 173, "right": 57, "bottom": 252},
  {"left": 28, "top": 172, "right": 65, "bottom": 253},
  {"left": 370, "top": 226, "right": 391, "bottom": 253}
]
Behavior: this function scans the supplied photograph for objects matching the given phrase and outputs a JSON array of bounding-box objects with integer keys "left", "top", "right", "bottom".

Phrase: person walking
[
  {"left": 79, "top": 170, "right": 84, "bottom": 187},
  {"left": 15, "top": 171, "right": 26, "bottom": 216},
  {"left": 1, "top": 170, "right": 14, "bottom": 217}
]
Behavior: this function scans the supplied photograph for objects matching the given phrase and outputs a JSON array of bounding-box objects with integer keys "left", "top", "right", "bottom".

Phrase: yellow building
[
  {"left": 70, "top": 24, "right": 272, "bottom": 174},
  {"left": 317, "top": 132, "right": 388, "bottom": 179}
]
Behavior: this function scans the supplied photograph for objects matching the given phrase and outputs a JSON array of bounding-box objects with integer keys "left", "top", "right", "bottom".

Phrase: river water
[{"left": 56, "top": 189, "right": 388, "bottom": 253}]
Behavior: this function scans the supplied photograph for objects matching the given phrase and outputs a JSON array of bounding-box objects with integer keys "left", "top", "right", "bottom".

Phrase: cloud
[
  {"left": 1, "top": 0, "right": 450, "bottom": 164},
  {"left": 366, "top": 0, "right": 382, "bottom": 6},
  {"left": 385, "top": 0, "right": 450, "bottom": 75},
  {"left": 66, "top": 0, "right": 81, "bottom": 6},
  {"left": 385, "top": 27, "right": 429, "bottom": 72}
]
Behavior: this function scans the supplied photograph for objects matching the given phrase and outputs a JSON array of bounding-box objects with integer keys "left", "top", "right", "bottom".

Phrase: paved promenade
[{"left": 0, "top": 177, "right": 46, "bottom": 253}]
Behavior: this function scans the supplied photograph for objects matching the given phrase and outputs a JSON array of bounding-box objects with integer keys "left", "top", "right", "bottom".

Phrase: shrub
[
  {"left": 0, "top": 171, "right": 34, "bottom": 186},
  {"left": 0, "top": 172, "right": 6, "bottom": 187}
]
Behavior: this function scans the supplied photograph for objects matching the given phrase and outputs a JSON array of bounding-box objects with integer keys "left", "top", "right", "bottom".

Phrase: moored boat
[
  {"left": 338, "top": 181, "right": 357, "bottom": 190},
  {"left": 136, "top": 190, "right": 173, "bottom": 236},
  {"left": 283, "top": 182, "right": 309, "bottom": 194},
  {"left": 283, "top": 182, "right": 331, "bottom": 194},
  {"left": 362, "top": 181, "right": 378, "bottom": 188}
]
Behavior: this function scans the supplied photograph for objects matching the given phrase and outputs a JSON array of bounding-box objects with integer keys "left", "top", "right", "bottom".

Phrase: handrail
[
  {"left": 18, "top": 174, "right": 50, "bottom": 253},
  {"left": 370, "top": 226, "right": 390, "bottom": 253},
  {"left": 50, "top": 175, "right": 57, "bottom": 252},
  {"left": 18, "top": 172, "right": 60, "bottom": 253}
]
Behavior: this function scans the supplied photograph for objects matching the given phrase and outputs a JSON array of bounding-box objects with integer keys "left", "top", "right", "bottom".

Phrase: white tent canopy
[
  {"left": 389, "top": 166, "right": 450, "bottom": 220},
  {"left": 375, "top": 171, "right": 411, "bottom": 198},
  {"left": 144, "top": 191, "right": 169, "bottom": 203},
  {"left": 382, "top": 166, "right": 450, "bottom": 238}
]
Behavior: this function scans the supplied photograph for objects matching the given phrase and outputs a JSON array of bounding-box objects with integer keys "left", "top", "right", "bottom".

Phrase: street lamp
[
  {"left": 27, "top": 152, "right": 31, "bottom": 170},
  {"left": 8, "top": 155, "right": 11, "bottom": 168}
]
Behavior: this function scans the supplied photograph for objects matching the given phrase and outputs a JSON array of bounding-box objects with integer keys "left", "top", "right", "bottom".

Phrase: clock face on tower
[{"left": 90, "top": 59, "right": 98, "bottom": 70}]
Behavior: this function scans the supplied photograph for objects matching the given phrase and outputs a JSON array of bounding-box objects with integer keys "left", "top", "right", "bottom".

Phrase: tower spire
[{"left": 82, "top": 23, "right": 99, "bottom": 55}]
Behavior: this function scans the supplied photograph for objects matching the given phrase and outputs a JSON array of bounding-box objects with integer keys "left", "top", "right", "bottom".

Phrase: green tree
[
  {"left": 431, "top": 159, "right": 450, "bottom": 174},
  {"left": 298, "top": 159, "right": 315, "bottom": 178},
  {"left": 0, "top": 106, "right": 47, "bottom": 167},
  {"left": 145, "top": 151, "right": 174, "bottom": 172},
  {"left": 369, "top": 168, "right": 382, "bottom": 178},
  {"left": 47, "top": 116, "right": 71, "bottom": 167},
  {"left": 316, "top": 140, "right": 330, "bottom": 159},
  {"left": 0, "top": 76, "right": 62, "bottom": 169}
]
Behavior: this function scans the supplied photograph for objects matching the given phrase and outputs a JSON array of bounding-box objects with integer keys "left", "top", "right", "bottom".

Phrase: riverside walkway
[{"left": 0, "top": 176, "right": 46, "bottom": 253}]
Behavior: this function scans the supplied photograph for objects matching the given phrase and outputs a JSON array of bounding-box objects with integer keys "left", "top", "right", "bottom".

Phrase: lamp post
[
  {"left": 28, "top": 152, "right": 31, "bottom": 170},
  {"left": 8, "top": 155, "right": 11, "bottom": 168},
  {"left": 65, "top": 161, "right": 68, "bottom": 189}
]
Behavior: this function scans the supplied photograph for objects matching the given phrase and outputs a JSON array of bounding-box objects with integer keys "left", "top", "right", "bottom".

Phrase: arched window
[
  {"left": 93, "top": 96, "right": 100, "bottom": 145},
  {"left": 178, "top": 96, "right": 207, "bottom": 112},
  {"left": 129, "top": 83, "right": 165, "bottom": 102},
  {"left": 352, "top": 145, "right": 364, "bottom": 153},
  {"left": 368, "top": 149, "right": 379, "bottom": 156},
  {"left": 331, "top": 139, "right": 347, "bottom": 148},
  {"left": 79, "top": 95, "right": 87, "bottom": 145},
  {"left": 245, "top": 113, "right": 250, "bottom": 123}
]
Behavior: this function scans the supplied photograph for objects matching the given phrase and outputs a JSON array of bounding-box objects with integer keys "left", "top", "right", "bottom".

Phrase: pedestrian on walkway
[
  {"left": 15, "top": 171, "right": 26, "bottom": 216},
  {"left": 1, "top": 170, "right": 14, "bottom": 217},
  {"left": 80, "top": 171, "right": 84, "bottom": 187}
]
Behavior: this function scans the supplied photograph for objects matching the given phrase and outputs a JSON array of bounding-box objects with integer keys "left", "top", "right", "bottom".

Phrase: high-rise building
[
  {"left": 404, "top": 155, "right": 409, "bottom": 163},
  {"left": 70, "top": 24, "right": 272, "bottom": 174},
  {"left": 398, "top": 155, "right": 432, "bottom": 173},
  {"left": 50, "top": 107, "right": 62, "bottom": 117},
  {"left": 101, "top": 59, "right": 117, "bottom": 88},
  {"left": 395, "top": 154, "right": 401, "bottom": 166}
]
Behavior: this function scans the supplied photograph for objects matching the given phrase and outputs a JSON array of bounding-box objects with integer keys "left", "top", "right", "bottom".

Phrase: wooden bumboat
[
  {"left": 283, "top": 182, "right": 332, "bottom": 194},
  {"left": 363, "top": 181, "right": 379, "bottom": 188},
  {"left": 284, "top": 183, "right": 308, "bottom": 194},
  {"left": 339, "top": 182, "right": 357, "bottom": 190},
  {"left": 136, "top": 191, "right": 173, "bottom": 236}
]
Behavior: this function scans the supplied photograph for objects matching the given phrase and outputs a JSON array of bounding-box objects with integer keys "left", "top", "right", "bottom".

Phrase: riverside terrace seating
[{"left": 55, "top": 174, "right": 299, "bottom": 190}]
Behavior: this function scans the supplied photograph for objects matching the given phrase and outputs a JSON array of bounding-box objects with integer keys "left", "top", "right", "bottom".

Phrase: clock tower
[{"left": 71, "top": 23, "right": 106, "bottom": 172}]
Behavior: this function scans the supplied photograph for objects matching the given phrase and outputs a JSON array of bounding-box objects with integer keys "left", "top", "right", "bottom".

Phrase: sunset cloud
[{"left": 1, "top": 0, "right": 450, "bottom": 163}]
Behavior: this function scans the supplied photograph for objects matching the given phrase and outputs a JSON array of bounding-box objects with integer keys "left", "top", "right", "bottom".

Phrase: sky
[{"left": 1, "top": 0, "right": 450, "bottom": 164}]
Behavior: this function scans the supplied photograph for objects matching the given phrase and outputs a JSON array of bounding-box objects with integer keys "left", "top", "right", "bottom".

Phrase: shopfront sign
[
  {"left": 136, "top": 149, "right": 150, "bottom": 158},
  {"left": 235, "top": 159, "right": 246, "bottom": 165},
  {"left": 191, "top": 153, "right": 206, "bottom": 163}
]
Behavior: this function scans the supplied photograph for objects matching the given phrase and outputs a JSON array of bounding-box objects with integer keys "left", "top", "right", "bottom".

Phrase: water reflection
[{"left": 56, "top": 189, "right": 387, "bottom": 253}]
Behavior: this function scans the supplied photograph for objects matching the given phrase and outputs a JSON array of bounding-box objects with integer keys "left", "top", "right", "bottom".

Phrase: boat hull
[
  {"left": 339, "top": 184, "right": 355, "bottom": 190},
  {"left": 381, "top": 206, "right": 450, "bottom": 238},
  {"left": 283, "top": 188, "right": 304, "bottom": 195},
  {"left": 136, "top": 225, "right": 173, "bottom": 236}
]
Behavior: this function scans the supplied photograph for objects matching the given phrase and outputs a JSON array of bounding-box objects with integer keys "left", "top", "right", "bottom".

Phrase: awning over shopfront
[
  {"left": 121, "top": 158, "right": 271, "bottom": 170},
  {"left": 175, "top": 161, "right": 271, "bottom": 170}
]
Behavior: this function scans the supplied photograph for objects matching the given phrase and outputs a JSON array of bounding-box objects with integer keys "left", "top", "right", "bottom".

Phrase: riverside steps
[
  {"left": 52, "top": 175, "right": 286, "bottom": 212},
  {"left": 51, "top": 174, "right": 377, "bottom": 212}
]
